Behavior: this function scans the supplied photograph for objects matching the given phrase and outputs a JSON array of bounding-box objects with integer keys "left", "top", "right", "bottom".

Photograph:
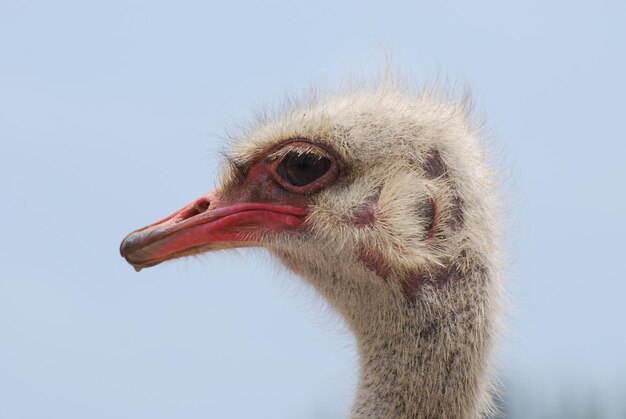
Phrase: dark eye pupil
[{"left": 278, "top": 152, "right": 331, "bottom": 187}]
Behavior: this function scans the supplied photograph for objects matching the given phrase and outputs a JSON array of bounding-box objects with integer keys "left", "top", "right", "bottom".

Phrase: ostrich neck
[
  {"left": 276, "top": 249, "right": 497, "bottom": 419},
  {"left": 342, "top": 271, "right": 495, "bottom": 419},
  {"left": 350, "top": 300, "right": 493, "bottom": 419}
]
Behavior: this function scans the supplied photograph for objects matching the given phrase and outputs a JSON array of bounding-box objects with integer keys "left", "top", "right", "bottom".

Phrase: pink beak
[{"left": 120, "top": 190, "right": 307, "bottom": 271}]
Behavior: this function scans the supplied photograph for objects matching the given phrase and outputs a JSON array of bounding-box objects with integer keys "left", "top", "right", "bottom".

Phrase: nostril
[
  {"left": 191, "top": 199, "right": 210, "bottom": 215},
  {"left": 175, "top": 198, "right": 211, "bottom": 223}
]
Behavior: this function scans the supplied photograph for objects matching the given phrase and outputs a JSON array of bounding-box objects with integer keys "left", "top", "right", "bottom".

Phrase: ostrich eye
[{"left": 277, "top": 151, "right": 331, "bottom": 187}]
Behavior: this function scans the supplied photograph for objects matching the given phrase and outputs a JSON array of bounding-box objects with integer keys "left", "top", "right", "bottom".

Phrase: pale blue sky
[{"left": 1, "top": 0, "right": 625, "bottom": 418}]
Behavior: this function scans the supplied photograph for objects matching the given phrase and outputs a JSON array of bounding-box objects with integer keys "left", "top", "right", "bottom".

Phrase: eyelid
[
  {"left": 267, "top": 144, "right": 329, "bottom": 162},
  {"left": 267, "top": 141, "right": 340, "bottom": 194}
]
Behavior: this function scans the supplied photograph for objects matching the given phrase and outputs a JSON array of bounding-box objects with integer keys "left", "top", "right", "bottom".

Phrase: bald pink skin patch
[
  {"left": 357, "top": 194, "right": 440, "bottom": 300},
  {"left": 358, "top": 247, "right": 391, "bottom": 279},
  {"left": 354, "top": 204, "right": 377, "bottom": 228},
  {"left": 426, "top": 196, "right": 439, "bottom": 240},
  {"left": 353, "top": 188, "right": 382, "bottom": 229}
]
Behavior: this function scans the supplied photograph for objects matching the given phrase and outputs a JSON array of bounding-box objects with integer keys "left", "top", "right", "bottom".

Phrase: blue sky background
[{"left": 1, "top": 0, "right": 625, "bottom": 418}]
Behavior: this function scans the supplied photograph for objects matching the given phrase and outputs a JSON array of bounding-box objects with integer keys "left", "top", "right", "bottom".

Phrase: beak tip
[{"left": 120, "top": 233, "right": 144, "bottom": 272}]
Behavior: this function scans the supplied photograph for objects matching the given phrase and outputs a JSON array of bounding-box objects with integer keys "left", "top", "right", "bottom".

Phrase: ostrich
[{"left": 120, "top": 79, "right": 502, "bottom": 419}]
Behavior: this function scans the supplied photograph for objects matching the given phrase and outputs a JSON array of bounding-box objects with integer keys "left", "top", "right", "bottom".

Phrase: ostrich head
[{"left": 121, "top": 82, "right": 501, "bottom": 418}]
